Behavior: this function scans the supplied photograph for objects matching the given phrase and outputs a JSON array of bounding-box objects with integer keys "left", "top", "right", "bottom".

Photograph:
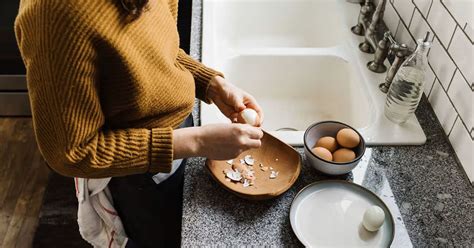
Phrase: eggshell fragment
[
  {"left": 244, "top": 155, "right": 255, "bottom": 165},
  {"left": 336, "top": 128, "right": 360, "bottom": 148},
  {"left": 225, "top": 170, "right": 242, "bottom": 181},
  {"left": 232, "top": 163, "right": 247, "bottom": 172},
  {"left": 269, "top": 171, "right": 279, "bottom": 179},
  {"left": 311, "top": 147, "right": 333, "bottom": 161},
  {"left": 315, "top": 136, "right": 338, "bottom": 152},
  {"left": 333, "top": 148, "right": 356, "bottom": 162}
]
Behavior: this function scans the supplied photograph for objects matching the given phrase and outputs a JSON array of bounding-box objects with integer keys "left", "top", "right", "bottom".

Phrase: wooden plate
[{"left": 206, "top": 131, "right": 301, "bottom": 200}]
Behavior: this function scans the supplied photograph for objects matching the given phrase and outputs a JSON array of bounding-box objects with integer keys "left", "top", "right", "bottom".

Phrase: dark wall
[
  {"left": 177, "top": 0, "right": 192, "bottom": 54},
  {"left": 0, "top": 0, "right": 26, "bottom": 74}
]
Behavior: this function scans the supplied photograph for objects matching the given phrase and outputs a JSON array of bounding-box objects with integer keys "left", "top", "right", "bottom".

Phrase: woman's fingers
[
  {"left": 245, "top": 126, "right": 264, "bottom": 139},
  {"left": 195, "top": 123, "right": 263, "bottom": 160},
  {"left": 231, "top": 93, "right": 246, "bottom": 112},
  {"left": 253, "top": 107, "right": 264, "bottom": 126},
  {"left": 214, "top": 98, "right": 238, "bottom": 119},
  {"left": 245, "top": 138, "right": 262, "bottom": 149},
  {"left": 230, "top": 112, "right": 240, "bottom": 123},
  {"left": 210, "top": 78, "right": 264, "bottom": 126},
  {"left": 237, "top": 124, "right": 263, "bottom": 148}
]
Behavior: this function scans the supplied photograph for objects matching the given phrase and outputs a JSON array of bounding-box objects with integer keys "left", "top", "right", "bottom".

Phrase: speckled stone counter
[{"left": 182, "top": 1, "right": 473, "bottom": 247}]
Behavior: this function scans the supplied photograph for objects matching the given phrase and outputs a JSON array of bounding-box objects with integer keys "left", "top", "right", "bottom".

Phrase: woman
[{"left": 15, "top": 0, "right": 264, "bottom": 247}]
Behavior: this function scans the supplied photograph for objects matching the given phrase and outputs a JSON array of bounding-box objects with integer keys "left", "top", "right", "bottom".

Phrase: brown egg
[
  {"left": 336, "top": 128, "right": 361, "bottom": 148},
  {"left": 311, "top": 147, "right": 333, "bottom": 161},
  {"left": 315, "top": 136, "right": 338, "bottom": 152},
  {"left": 333, "top": 148, "right": 356, "bottom": 162}
]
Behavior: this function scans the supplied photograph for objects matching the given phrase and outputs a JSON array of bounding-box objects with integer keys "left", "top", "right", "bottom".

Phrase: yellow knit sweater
[{"left": 15, "top": 0, "right": 222, "bottom": 178}]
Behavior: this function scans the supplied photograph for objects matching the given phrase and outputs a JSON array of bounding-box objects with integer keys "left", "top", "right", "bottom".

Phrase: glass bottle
[{"left": 384, "top": 34, "right": 432, "bottom": 124}]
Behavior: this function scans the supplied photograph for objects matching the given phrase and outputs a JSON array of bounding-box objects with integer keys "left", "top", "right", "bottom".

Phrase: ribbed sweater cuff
[
  {"left": 149, "top": 127, "right": 173, "bottom": 173},
  {"left": 194, "top": 67, "right": 224, "bottom": 104}
]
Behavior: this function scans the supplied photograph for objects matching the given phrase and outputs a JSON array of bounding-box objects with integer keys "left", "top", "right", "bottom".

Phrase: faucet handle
[
  {"left": 391, "top": 43, "right": 410, "bottom": 58},
  {"left": 379, "top": 43, "right": 411, "bottom": 93},
  {"left": 384, "top": 31, "right": 411, "bottom": 56},
  {"left": 384, "top": 31, "right": 396, "bottom": 44}
]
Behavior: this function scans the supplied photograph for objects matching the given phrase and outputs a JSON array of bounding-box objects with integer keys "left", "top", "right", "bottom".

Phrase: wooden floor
[{"left": 0, "top": 118, "right": 50, "bottom": 248}]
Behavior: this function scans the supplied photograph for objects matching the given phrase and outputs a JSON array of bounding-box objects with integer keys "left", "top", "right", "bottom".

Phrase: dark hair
[{"left": 120, "top": 0, "right": 149, "bottom": 18}]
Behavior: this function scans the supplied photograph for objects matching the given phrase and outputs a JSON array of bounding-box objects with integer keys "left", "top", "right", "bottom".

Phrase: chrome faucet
[
  {"left": 351, "top": 0, "right": 375, "bottom": 36},
  {"left": 379, "top": 33, "right": 412, "bottom": 93},
  {"left": 351, "top": 1, "right": 414, "bottom": 93},
  {"left": 356, "top": 0, "right": 388, "bottom": 54},
  {"left": 367, "top": 31, "right": 391, "bottom": 73},
  {"left": 351, "top": 0, "right": 412, "bottom": 93}
]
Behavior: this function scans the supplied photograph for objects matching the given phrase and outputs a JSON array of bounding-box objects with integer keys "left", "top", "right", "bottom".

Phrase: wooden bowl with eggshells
[{"left": 206, "top": 131, "right": 302, "bottom": 200}]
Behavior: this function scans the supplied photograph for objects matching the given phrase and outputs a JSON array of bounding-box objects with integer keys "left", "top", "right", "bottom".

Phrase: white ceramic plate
[{"left": 290, "top": 180, "right": 394, "bottom": 247}]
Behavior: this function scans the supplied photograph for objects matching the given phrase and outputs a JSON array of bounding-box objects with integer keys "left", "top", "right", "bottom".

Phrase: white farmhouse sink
[
  {"left": 208, "top": 0, "right": 347, "bottom": 48},
  {"left": 201, "top": 0, "right": 426, "bottom": 146}
]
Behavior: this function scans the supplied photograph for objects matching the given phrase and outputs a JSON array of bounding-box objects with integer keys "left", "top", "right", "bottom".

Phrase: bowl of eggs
[{"left": 304, "top": 121, "right": 366, "bottom": 175}]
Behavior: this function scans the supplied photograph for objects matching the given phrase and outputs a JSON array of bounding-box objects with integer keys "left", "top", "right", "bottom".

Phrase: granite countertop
[{"left": 182, "top": 1, "right": 473, "bottom": 247}]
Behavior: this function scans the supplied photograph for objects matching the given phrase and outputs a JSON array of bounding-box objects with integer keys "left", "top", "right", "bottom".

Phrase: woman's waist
[{"left": 104, "top": 106, "right": 194, "bottom": 130}]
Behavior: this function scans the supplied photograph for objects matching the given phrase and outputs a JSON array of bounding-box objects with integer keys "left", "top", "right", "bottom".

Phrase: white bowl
[{"left": 304, "top": 121, "right": 366, "bottom": 175}]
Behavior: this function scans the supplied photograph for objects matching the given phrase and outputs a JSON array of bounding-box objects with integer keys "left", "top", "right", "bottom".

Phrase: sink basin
[
  {"left": 201, "top": 0, "right": 426, "bottom": 146},
  {"left": 207, "top": 54, "right": 373, "bottom": 130},
  {"left": 206, "top": 0, "right": 348, "bottom": 48}
]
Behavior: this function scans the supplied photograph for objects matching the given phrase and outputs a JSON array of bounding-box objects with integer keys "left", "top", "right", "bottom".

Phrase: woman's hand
[
  {"left": 208, "top": 76, "right": 264, "bottom": 126},
  {"left": 173, "top": 124, "right": 263, "bottom": 160}
]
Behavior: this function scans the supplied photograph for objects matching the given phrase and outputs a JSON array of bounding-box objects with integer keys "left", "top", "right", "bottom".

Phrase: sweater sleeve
[
  {"left": 177, "top": 50, "right": 224, "bottom": 103},
  {"left": 15, "top": 2, "right": 173, "bottom": 178}
]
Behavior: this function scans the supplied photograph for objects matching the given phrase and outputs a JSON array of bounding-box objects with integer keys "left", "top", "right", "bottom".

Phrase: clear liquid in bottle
[{"left": 384, "top": 36, "right": 431, "bottom": 124}]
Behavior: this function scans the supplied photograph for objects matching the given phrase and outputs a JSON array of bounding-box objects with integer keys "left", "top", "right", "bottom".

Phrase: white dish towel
[
  {"left": 74, "top": 159, "right": 183, "bottom": 247},
  {"left": 75, "top": 177, "right": 128, "bottom": 248}
]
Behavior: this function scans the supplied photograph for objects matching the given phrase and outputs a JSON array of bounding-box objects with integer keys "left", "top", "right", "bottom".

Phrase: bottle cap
[{"left": 417, "top": 31, "right": 432, "bottom": 48}]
